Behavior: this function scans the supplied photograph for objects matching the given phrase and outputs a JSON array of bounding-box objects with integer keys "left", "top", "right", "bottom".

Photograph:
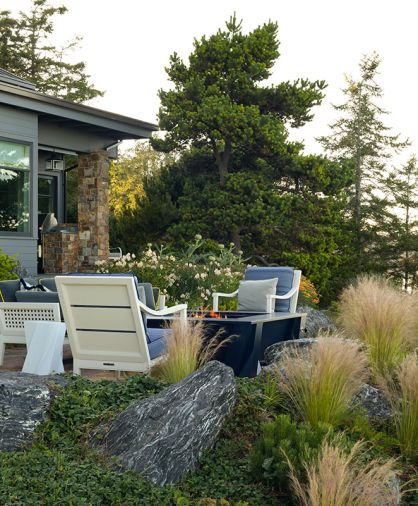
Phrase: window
[{"left": 0, "top": 140, "right": 30, "bottom": 234}]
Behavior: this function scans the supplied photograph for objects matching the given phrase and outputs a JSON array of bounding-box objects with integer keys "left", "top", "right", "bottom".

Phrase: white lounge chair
[
  {"left": 213, "top": 267, "right": 302, "bottom": 313},
  {"left": 0, "top": 302, "right": 61, "bottom": 365},
  {"left": 55, "top": 275, "right": 187, "bottom": 375}
]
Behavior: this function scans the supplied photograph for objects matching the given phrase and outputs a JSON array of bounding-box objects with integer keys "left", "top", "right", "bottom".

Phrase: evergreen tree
[
  {"left": 318, "top": 53, "right": 409, "bottom": 269},
  {"left": 152, "top": 14, "right": 326, "bottom": 249},
  {"left": 381, "top": 156, "right": 418, "bottom": 289},
  {"left": 0, "top": 0, "right": 103, "bottom": 102}
]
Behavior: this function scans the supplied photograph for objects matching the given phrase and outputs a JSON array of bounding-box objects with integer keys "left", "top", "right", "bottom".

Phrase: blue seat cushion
[
  {"left": 245, "top": 267, "right": 294, "bottom": 312},
  {"left": 147, "top": 328, "right": 171, "bottom": 359},
  {"left": 147, "top": 327, "right": 171, "bottom": 343}
]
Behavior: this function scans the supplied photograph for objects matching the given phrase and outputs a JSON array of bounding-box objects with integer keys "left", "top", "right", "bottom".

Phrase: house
[{"left": 0, "top": 69, "right": 157, "bottom": 275}]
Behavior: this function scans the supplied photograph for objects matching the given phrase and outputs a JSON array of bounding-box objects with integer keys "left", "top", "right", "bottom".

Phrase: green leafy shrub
[
  {"left": 39, "top": 374, "right": 164, "bottom": 448},
  {"left": 0, "top": 247, "right": 18, "bottom": 282},
  {"left": 347, "top": 414, "right": 399, "bottom": 455},
  {"left": 250, "top": 414, "right": 332, "bottom": 491}
]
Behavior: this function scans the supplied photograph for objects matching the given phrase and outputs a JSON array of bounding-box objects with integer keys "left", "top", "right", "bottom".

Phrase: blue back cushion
[
  {"left": 244, "top": 267, "right": 294, "bottom": 312},
  {"left": 136, "top": 282, "right": 156, "bottom": 310},
  {"left": 38, "top": 278, "right": 57, "bottom": 292},
  {"left": 15, "top": 291, "right": 60, "bottom": 304},
  {"left": 0, "top": 280, "right": 20, "bottom": 302}
]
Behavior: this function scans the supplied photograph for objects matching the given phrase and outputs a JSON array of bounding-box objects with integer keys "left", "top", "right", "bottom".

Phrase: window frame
[{"left": 0, "top": 136, "right": 33, "bottom": 237}]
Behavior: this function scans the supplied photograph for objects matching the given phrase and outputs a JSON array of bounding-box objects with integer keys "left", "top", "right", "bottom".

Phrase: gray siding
[
  {"left": 0, "top": 104, "right": 38, "bottom": 274},
  {"left": 0, "top": 238, "right": 37, "bottom": 275},
  {"left": 0, "top": 104, "right": 37, "bottom": 141}
]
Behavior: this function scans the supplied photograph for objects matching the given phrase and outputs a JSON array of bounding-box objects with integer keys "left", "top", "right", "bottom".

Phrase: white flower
[
  {"left": 132, "top": 253, "right": 136, "bottom": 259},
  {"left": 194, "top": 273, "right": 200, "bottom": 279},
  {"left": 195, "top": 234, "right": 202, "bottom": 240},
  {"left": 214, "top": 269, "right": 221, "bottom": 276}
]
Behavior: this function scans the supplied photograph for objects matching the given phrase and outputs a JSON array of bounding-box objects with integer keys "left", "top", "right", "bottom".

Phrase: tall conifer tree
[
  {"left": 0, "top": 0, "right": 103, "bottom": 102},
  {"left": 318, "top": 53, "right": 409, "bottom": 269}
]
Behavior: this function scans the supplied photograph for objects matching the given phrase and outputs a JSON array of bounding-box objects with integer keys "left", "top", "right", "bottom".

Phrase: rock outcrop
[
  {"left": 94, "top": 361, "right": 236, "bottom": 486},
  {"left": 351, "top": 383, "right": 392, "bottom": 425},
  {"left": 0, "top": 372, "right": 67, "bottom": 451},
  {"left": 297, "top": 305, "right": 336, "bottom": 339}
]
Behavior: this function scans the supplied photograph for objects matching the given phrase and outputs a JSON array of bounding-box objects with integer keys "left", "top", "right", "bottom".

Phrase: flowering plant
[
  {"left": 298, "top": 276, "right": 320, "bottom": 306},
  {"left": 96, "top": 236, "right": 244, "bottom": 309},
  {"left": 97, "top": 236, "right": 320, "bottom": 309}
]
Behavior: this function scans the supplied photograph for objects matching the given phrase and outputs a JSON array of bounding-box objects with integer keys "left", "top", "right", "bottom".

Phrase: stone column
[{"left": 77, "top": 151, "right": 109, "bottom": 271}]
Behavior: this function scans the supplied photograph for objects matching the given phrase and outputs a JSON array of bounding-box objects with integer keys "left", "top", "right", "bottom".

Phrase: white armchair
[{"left": 213, "top": 268, "right": 301, "bottom": 314}]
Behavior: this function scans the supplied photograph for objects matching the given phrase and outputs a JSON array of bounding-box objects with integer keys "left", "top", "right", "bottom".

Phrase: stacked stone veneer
[
  {"left": 43, "top": 225, "right": 78, "bottom": 273},
  {"left": 42, "top": 151, "right": 110, "bottom": 273},
  {"left": 77, "top": 151, "right": 109, "bottom": 271}
]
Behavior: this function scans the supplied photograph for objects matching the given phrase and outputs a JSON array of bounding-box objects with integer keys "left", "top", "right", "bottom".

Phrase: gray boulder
[
  {"left": 0, "top": 372, "right": 67, "bottom": 451},
  {"left": 94, "top": 361, "right": 236, "bottom": 486},
  {"left": 297, "top": 305, "right": 336, "bottom": 339},
  {"left": 351, "top": 383, "right": 392, "bottom": 425},
  {"left": 263, "top": 338, "right": 319, "bottom": 366}
]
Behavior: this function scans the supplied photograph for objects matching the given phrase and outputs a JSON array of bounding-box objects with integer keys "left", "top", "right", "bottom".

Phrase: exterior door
[{"left": 38, "top": 175, "right": 58, "bottom": 228}]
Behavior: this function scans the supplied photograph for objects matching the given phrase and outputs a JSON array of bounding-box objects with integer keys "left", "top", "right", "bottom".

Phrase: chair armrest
[
  {"left": 212, "top": 290, "right": 239, "bottom": 311},
  {"left": 269, "top": 286, "right": 299, "bottom": 300},
  {"left": 267, "top": 286, "right": 299, "bottom": 312},
  {"left": 138, "top": 301, "right": 187, "bottom": 319}
]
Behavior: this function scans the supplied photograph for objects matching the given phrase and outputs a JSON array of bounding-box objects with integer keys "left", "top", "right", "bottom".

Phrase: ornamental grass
[
  {"left": 338, "top": 275, "right": 416, "bottom": 377},
  {"left": 153, "top": 319, "right": 226, "bottom": 384},
  {"left": 289, "top": 438, "right": 400, "bottom": 506},
  {"left": 380, "top": 354, "right": 418, "bottom": 460},
  {"left": 278, "top": 336, "right": 368, "bottom": 427}
]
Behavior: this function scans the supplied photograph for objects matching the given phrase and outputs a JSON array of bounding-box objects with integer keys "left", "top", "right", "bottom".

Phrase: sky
[{"left": 3, "top": 0, "right": 418, "bottom": 162}]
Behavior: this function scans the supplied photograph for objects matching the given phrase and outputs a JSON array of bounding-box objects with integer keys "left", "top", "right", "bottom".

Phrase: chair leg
[
  {"left": 72, "top": 360, "right": 81, "bottom": 375},
  {"left": 0, "top": 340, "right": 5, "bottom": 366}
]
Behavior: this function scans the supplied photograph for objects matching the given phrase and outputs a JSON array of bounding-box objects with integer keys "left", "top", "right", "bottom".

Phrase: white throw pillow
[{"left": 237, "top": 278, "right": 278, "bottom": 312}]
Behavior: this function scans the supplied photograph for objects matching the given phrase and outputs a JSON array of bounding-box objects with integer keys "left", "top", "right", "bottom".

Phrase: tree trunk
[
  {"left": 230, "top": 228, "right": 242, "bottom": 253},
  {"left": 214, "top": 141, "right": 231, "bottom": 188}
]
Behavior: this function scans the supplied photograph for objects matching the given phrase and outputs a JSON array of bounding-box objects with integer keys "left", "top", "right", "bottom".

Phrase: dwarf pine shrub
[{"left": 250, "top": 414, "right": 332, "bottom": 492}]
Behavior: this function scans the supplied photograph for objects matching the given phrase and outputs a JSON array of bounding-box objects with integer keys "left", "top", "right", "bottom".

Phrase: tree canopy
[
  {"left": 0, "top": 0, "right": 103, "bottom": 102},
  {"left": 152, "top": 15, "right": 326, "bottom": 186}
]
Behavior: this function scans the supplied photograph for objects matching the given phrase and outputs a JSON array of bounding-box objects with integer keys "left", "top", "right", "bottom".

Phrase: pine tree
[
  {"left": 318, "top": 53, "right": 409, "bottom": 269},
  {"left": 382, "top": 156, "right": 418, "bottom": 290},
  {"left": 0, "top": 0, "right": 103, "bottom": 103}
]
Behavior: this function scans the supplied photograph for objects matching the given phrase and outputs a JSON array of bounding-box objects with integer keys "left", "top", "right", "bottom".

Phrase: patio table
[{"left": 148, "top": 311, "right": 306, "bottom": 377}]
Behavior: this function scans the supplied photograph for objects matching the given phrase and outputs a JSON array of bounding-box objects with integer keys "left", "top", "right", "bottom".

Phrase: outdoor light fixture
[{"left": 45, "top": 151, "right": 64, "bottom": 171}]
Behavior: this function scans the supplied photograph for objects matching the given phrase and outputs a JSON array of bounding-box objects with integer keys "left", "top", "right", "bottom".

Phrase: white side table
[{"left": 22, "top": 321, "right": 66, "bottom": 375}]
